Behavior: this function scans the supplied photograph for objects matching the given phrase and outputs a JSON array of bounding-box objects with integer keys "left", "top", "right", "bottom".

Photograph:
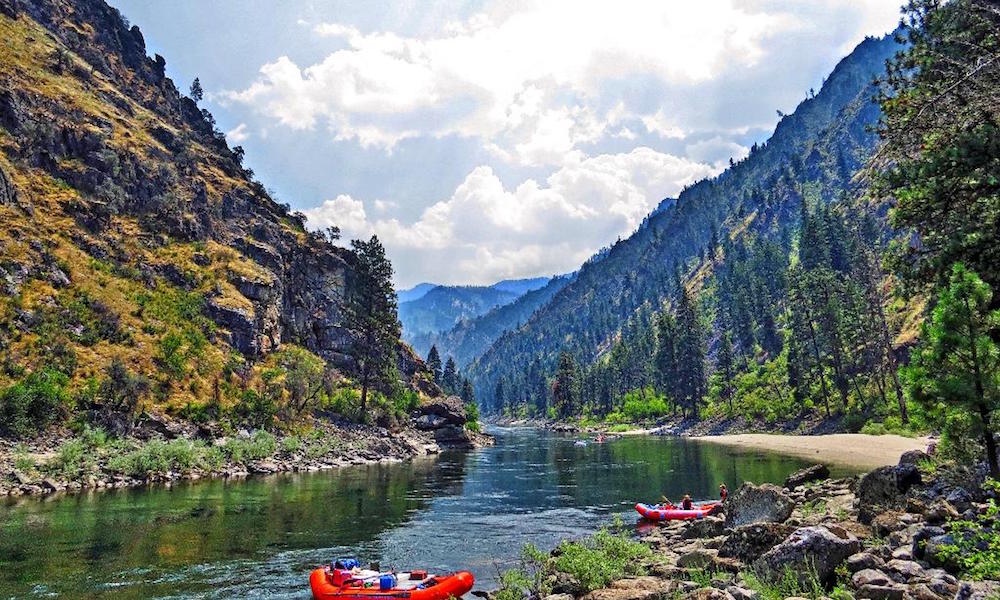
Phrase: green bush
[
  {"left": 0, "top": 369, "right": 72, "bottom": 437},
  {"left": 281, "top": 435, "right": 302, "bottom": 453},
  {"left": 933, "top": 480, "right": 1000, "bottom": 580},
  {"left": 551, "top": 521, "right": 651, "bottom": 592},
  {"left": 223, "top": 430, "right": 276, "bottom": 464}
]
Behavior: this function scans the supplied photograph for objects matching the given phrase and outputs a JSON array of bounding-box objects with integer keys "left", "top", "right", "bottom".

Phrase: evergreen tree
[
  {"left": 460, "top": 378, "right": 475, "bottom": 405},
  {"left": 189, "top": 77, "right": 203, "bottom": 102},
  {"left": 442, "top": 357, "right": 459, "bottom": 394},
  {"left": 552, "top": 351, "right": 580, "bottom": 418},
  {"left": 495, "top": 378, "right": 506, "bottom": 413},
  {"left": 675, "top": 289, "right": 706, "bottom": 417},
  {"left": 426, "top": 345, "right": 442, "bottom": 384},
  {"left": 344, "top": 236, "right": 400, "bottom": 417},
  {"left": 904, "top": 264, "right": 1000, "bottom": 477},
  {"left": 717, "top": 331, "right": 735, "bottom": 411},
  {"left": 877, "top": 0, "right": 1000, "bottom": 303}
]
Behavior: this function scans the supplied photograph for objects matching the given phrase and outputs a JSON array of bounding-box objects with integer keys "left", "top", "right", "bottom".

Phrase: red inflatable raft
[
  {"left": 635, "top": 502, "right": 719, "bottom": 521},
  {"left": 310, "top": 566, "right": 475, "bottom": 600}
]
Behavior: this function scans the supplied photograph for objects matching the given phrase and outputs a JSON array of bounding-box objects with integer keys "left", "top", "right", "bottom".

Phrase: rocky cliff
[{"left": 0, "top": 0, "right": 430, "bottom": 415}]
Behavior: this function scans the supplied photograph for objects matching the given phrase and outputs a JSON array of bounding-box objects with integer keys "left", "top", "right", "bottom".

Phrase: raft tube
[
  {"left": 634, "top": 502, "right": 719, "bottom": 521},
  {"left": 310, "top": 568, "right": 475, "bottom": 600}
]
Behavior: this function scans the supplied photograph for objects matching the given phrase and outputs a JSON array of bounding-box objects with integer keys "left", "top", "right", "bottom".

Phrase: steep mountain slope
[
  {"left": 416, "top": 274, "right": 574, "bottom": 367},
  {"left": 0, "top": 0, "right": 430, "bottom": 423},
  {"left": 468, "top": 33, "right": 901, "bottom": 410}
]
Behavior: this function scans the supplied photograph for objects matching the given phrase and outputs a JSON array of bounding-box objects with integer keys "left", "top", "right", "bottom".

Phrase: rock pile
[{"left": 522, "top": 459, "right": 997, "bottom": 600}]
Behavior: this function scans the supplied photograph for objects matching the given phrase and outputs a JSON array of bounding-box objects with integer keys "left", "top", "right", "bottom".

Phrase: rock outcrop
[
  {"left": 752, "top": 525, "right": 861, "bottom": 586},
  {"left": 857, "top": 464, "right": 922, "bottom": 524},
  {"left": 724, "top": 483, "right": 796, "bottom": 527}
]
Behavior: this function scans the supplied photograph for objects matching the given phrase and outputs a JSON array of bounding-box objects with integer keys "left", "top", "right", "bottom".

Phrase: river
[{"left": 0, "top": 427, "right": 853, "bottom": 599}]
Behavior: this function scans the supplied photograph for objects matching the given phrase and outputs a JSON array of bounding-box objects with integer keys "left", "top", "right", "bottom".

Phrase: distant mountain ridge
[{"left": 398, "top": 276, "right": 556, "bottom": 352}]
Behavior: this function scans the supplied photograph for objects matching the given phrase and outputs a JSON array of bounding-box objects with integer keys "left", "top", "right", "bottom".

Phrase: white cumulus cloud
[{"left": 303, "top": 147, "right": 719, "bottom": 284}]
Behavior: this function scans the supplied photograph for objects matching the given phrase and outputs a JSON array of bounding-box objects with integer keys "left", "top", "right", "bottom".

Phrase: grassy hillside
[{"left": 0, "top": 0, "right": 431, "bottom": 435}]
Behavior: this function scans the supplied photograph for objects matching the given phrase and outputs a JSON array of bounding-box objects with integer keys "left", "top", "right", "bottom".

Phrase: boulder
[
  {"left": 852, "top": 569, "right": 893, "bottom": 588},
  {"left": 870, "top": 511, "right": 909, "bottom": 537},
  {"left": 683, "top": 517, "right": 725, "bottom": 539},
  {"left": 725, "top": 586, "right": 758, "bottom": 600},
  {"left": 847, "top": 552, "right": 886, "bottom": 573},
  {"left": 945, "top": 488, "right": 973, "bottom": 512},
  {"left": 856, "top": 584, "right": 905, "bottom": 600},
  {"left": 677, "top": 549, "right": 718, "bottom": 569},
  {"left": 752, "top": 526, "right": 861, "bottom": 586},
  {"left": 886, "top": 559, "right": 924, "bottom": 581},
  {"left": 682, "top": 589, "right": 733, "bottom": 600},
  {"left": 856, "top": 464, "right": 922, "bottom": 524},
  {"left": 718, "top": 523, "right": 796, "bottom": 562},
  {"left": 581, "top": 578, "right": 676, "bottom": 600},
  {"left": 784, "top": 464, "right": 830, "bottom": 490},
  {"left": 413, "top": 396, "right": 467, "bottom": 427},
  {"left": 956, "top": 581, "right": 1000, "bottom": 600},
  {"left": 911, "top": 526, "right": 946, "bottom": 560},
  {"left": 898, "top": 450, "right": 929, "bottom": 465},
  {"left": 724, "top": 483, "right": 796, "bottom": 528},
  {"left": 41, "top": 477, "right": 61, "bottom": 493}
]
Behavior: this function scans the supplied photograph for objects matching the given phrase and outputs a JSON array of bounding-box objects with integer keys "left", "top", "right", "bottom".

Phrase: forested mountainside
[
  {"left": 468, "top": 31, "right": 902, "bottom": 417},
  {"left": 400, "top": 277, "right": 552, "bottom": 354},
  {"left": 0, "top": 0, "right": 433, "bottom": 436},
  {"left": 422, "top": 274, "right": 574, "bottom": 369}
]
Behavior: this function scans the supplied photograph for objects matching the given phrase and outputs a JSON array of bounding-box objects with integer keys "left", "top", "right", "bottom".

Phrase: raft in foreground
[
  {"left": 310, "top": 567, "right": 475, "bottom": 600},
  {"left": 634, "top": 502, "right": 719, "bottom": 521}
]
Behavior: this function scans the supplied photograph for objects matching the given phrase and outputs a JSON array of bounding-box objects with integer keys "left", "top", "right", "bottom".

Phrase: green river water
[{"left": 0, "top": 428, "right": 855, "bottom": 599}]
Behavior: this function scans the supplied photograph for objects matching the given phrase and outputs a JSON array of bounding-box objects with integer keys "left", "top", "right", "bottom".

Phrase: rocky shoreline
[
  {"left": 498, "top": 451, "right": 998, "bottom": 600},
  {"left": 0, "top": 397, "right": 492, "bottom": 499}
]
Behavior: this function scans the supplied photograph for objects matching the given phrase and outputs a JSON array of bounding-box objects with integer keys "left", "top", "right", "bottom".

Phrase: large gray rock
[
  {"left": 784, "top": 464, "right": 830, "bottom": 489},
  {"left": 718, "top": 523, "right": 795, "bottom": 562},
  {"left": 752, "top": 526, "right": 861, "bottom": 586},
  {"left": 414, "top": 396, "right": 467, "bottom": 427},
  {"left": 856, "top": 465, "right": 922, "bottom": 524},
  {"left": 724, "top": 483, "right": 795, "bottom": 528},
  {"left": 852, "top": 569, "right": 892, "bottom": 588},
  {"left": 683, "top": 517, "right": 726, "bottom": 539}
]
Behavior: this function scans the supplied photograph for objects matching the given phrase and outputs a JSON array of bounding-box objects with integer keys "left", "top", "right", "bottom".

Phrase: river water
[{"left": 0, "top": 428, "right": 849, "bottom": 599}]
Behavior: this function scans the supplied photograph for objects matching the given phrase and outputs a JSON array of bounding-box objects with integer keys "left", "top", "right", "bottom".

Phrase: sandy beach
[{"left": 692, "top": 433, "right": 930, "bottom": 470}]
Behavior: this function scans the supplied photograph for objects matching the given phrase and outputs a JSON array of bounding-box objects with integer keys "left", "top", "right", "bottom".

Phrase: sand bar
[{"left": 692, "top": 433, "right": 930, "bottom": 470}]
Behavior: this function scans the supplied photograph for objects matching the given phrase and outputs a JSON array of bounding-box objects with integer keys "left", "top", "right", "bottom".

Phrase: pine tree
[
  {"left": 717, "top": 331, "right": 735, "bottom": 411},
  {"left": 460, "top": 378, "right": 475, "bottom": 405},
  {"left": 442, "top": 357, "right": 458, "bottom": 394},
  {"left": 495, "top": 378, "right": 506, "bottom": 413},
  {"left": 552, "top": 351, "right": 580, "bottom": 418},
  {"left": 426, "top": 345, "right": 442, "bottom": 384},
  {"left": 189, "top": 77, "right": 203, "bottom": 102},
  {"left": 675, "top": 289, "right": 706, "bottom": 417},
  {"left": 904, "top": 264, "right": 1000, "bottom": 477},
  {"left": 344, "top": 235, "right": 400, "bottom": 417}
]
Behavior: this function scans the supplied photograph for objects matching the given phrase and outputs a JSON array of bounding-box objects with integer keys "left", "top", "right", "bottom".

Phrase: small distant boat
[
  {"left": 310, "top": 561, "right": 475, "bottom": 600},
  {"left": 574, "top": 440, "right": 588, "bottom": 447},
  {"left": 635, "top": 502, "right": 720, "bottom": 521}
]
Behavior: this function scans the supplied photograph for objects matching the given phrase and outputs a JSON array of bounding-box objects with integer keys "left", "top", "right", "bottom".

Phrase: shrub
[
  {"left": 281, "top": 435, "right": 302, "bottom": 453},
  {"left": 0, "top": 369, "right": 71, "bottom": 437},
  {"left": 933, "top": 479, "right": 1000, "bottom": 580},
  {"left": 551, "top": 520, "right": 651, "bottom": 592},
  {"left": 51, "top": 438, "right": 90, "bottom": 476}
]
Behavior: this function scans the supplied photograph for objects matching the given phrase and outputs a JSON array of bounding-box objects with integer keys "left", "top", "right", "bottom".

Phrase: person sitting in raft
[
  {"left": 681, "top": 494, "right": 693, "bottom": 510},
  {"left": 719, "top": 483, "right": 728, "bottom": 502}
]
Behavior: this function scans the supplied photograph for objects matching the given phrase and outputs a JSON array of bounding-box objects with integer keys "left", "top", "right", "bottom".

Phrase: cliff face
[{"left": 0, "top": 0, "right": 426, "bottom": 410}]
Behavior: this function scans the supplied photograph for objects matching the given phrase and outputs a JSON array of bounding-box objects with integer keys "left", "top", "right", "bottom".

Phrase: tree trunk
[{"left": 360, "top": 362, "right": 370, "bottom": 417}]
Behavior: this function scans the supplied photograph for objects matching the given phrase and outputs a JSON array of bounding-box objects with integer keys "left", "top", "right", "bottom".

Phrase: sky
[{"left": 111, "top": 0, "right": 903, "bottom": 288}]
